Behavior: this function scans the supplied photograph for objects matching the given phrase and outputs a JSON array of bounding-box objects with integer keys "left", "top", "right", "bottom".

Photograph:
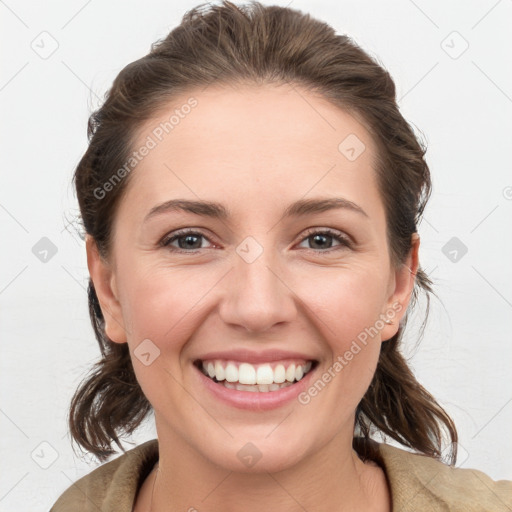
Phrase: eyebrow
[
  {"left": 144, "top": 197, "right": 368, "bottom": 223},
  {"left": 284, "top": 197, "right": 368, "bottom": 218}
]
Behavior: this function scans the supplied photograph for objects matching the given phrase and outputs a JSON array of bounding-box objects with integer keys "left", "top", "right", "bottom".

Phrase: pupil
[
  {"left": 311, "top": 234, "right": 331, "bottom": 249},
  {"left": 180, "top": 235, "right": 200, "bottom": 249}
]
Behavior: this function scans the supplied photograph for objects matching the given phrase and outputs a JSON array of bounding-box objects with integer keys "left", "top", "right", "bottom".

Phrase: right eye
[{"left": 161, "top": 229, "right": 217, "bottom": 252}]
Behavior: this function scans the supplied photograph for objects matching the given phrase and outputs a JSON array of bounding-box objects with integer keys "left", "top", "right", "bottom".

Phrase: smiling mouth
[{"left": 194, "top": 359, "right": 318, "bottom": 392}]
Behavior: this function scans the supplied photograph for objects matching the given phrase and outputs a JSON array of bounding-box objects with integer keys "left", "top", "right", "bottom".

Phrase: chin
[{"left": 195, "top": 429, "right": 314, "bottom": 474}]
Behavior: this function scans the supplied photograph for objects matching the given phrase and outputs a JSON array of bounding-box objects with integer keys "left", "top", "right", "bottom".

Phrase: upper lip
[{"left": 194, "top": 348, "right": 318, "bottom": 364}]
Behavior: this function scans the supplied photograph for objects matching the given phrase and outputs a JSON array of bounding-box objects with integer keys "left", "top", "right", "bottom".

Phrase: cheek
[
  {"left": 294, "top": 266, "right": 388, "bottom": 400},
  {"left": 295, "top": 263, "right": 389, "bottom": 347},
  {"left": 284, "top": 270, "right": 387, "bottom": 431},
  {"left": 120, "top": 268, "right": 201, "bottom": 342},
  {"left": 117, "top": 265, "right": 213, "bottom": 413}
]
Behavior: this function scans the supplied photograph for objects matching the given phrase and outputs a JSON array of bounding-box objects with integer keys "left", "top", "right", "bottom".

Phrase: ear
[
  {"left": 380, "top": 233, "right": 420, "bottom": 341},
  {"left": 86, "top": 235, "right": 127, "bottom": 344}
]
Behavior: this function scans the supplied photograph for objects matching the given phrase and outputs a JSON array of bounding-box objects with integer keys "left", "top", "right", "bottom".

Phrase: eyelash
[{"left": 160, "top": 227, "right": 352, "bottom": 254}]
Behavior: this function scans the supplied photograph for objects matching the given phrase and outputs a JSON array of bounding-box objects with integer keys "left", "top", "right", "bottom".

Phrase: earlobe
[
  {"left": 85, "top": 235, "right": 127, "bottom": 344},
  {"left": 381, "top": 233, "right": 420, "bottom": 341}
]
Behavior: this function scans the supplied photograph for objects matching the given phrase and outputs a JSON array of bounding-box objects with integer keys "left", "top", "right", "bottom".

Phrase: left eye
[{"left": 297, "top": 229, "right": 350, "bottom": 251}]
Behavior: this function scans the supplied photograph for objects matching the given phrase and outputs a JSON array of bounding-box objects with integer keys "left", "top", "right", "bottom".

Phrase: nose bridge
[{"left": 219, "top": 235, "right": 296, "bottom": 332}]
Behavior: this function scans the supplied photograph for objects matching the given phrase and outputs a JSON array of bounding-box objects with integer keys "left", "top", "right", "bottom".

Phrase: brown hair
[{"left": 69, "top": 0, "right": 458, "bottom": 464}]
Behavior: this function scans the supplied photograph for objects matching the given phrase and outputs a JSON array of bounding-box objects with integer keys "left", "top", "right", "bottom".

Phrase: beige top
[{"left": 50, "top": 438, "right": 512, "bottom": 511}]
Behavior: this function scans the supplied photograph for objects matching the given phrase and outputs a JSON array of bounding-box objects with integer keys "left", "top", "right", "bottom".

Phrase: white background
[{"left": 1, "top": 0, "right": 511, "bottom": 509}]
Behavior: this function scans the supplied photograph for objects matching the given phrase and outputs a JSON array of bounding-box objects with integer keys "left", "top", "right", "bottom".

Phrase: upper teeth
[{"left": 201, "top": 360, "right": 313, "bottom": 385}]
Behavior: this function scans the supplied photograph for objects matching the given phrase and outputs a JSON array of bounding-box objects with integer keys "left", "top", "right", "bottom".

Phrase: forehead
[{"left": 124, "top": 83, "right": 383, "bottom": 221}]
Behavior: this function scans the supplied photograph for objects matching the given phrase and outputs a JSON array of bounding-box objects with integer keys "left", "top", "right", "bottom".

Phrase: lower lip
[{"left": 194, "top": 364, "right": 316, "bottom": 411}]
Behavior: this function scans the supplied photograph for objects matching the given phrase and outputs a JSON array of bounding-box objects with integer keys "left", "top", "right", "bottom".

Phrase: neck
[{"left": 142, "top": 423, "right": 390, "bottom": 512}]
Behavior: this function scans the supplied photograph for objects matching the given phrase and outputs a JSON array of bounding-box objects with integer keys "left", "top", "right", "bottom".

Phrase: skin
[{"left": 87, "top": 82, "right": 419, "bottom": 512}]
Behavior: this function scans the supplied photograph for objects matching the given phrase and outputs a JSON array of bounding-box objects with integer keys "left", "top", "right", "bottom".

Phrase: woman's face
[{"left": 88, "top": 83, "right": 417, "bottom": 472}]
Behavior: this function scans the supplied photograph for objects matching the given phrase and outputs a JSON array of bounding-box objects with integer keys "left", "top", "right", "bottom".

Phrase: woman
[{"left": 50, "top": 1, "right": 512, "bottom": 510}]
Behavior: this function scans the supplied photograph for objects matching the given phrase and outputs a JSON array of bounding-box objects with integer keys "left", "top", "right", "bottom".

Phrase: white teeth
[
  {"left": 200, "top": 359, "right": 315, "bottom": 389},
  {"left": 239, "top": 363, "right": 256, "bottom": 385},
  {"left": 225, "top": 363, "right": 238, "bottom": 383},
  {"left": 215, "top": 361, "right": 226, "bottom": 381},
  {"left": 285, "top": 364, "right": 296, "bottom": 382},
  {"left": 256, "top": 365, "right": 274, "bottom": 385},
  {"left": 273, "top": 364, "right": 286, "bottom": 383}
]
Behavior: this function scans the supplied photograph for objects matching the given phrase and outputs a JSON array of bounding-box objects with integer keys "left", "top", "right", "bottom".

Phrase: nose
[{"left": 218, "top": 248, "right": 297, "bottom": 333}]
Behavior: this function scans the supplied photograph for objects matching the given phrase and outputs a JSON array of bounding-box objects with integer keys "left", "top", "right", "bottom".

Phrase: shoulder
[
  {"left": 50, "top": 439, "right": 159, "bottom": 512},
  {"left": 373, "top": 440, "right": 512, "bottom": 511}
]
